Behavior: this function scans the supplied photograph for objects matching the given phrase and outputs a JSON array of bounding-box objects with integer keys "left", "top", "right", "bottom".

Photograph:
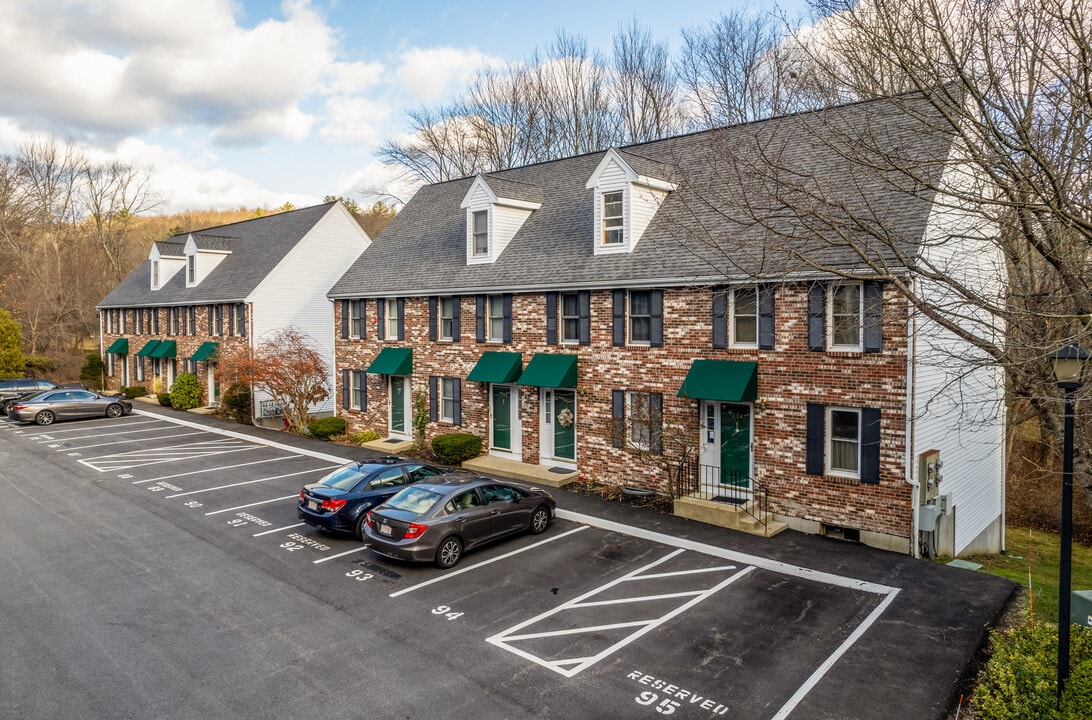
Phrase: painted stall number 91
[{"left": 432, "top": 605, "right": 463, "bottom": 621}]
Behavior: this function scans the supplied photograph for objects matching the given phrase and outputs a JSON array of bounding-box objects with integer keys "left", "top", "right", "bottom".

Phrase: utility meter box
[
  {"left": 1072, "top": 590, "right": 1092, "bottom": 627},
  {"left": 918, "top": 450, "right": 942, "bottom": 504},
  {"left": 919, "top": 504, "right": 938, "bottom": 533}
]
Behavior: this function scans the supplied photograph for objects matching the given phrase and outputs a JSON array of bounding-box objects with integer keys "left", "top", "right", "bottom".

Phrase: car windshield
[
  {"left": 319, "top": 465, "right": 371, "bottom": 491},
  {"left": 384, "top": 487, "right": 445, "bottom": 515}
]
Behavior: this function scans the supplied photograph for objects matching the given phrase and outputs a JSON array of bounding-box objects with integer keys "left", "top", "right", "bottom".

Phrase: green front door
[
  {"left": 390, "top": 376, "right": 406, "bottom": 434},
  {"left": 492, "top": 385, "right": 511, "bottom": 451},
  {"left": 553, "top": 389, "right": 576, "bottom": 461},
  {"left": 719, "top": 403, "right": 751, "bottom": 488}
]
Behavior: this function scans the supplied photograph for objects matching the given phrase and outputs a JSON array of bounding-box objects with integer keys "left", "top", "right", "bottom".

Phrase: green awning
[
  {"left": 677, "top": 360, "right": 758, "bottom": 402},
  {"left": 135, "top": 339, "right": 162, "bottom": 357},
  {"left": 467, "top": 351, "right": 523, "bottom": 384},
  {"left": 149, "top": 339, "right": 177, "bottom": 359},
  {"left": 516, "top": 353, "right": 577, "bottom": 388},
  {"left": 105, "top": 338, "right": 129, "bottom": 354},
  {"left": 367, "top": 347, "right": 413, "bottom": 375},
  {"left": 190, "top": 341, "right": 219, "bottom": 362}
]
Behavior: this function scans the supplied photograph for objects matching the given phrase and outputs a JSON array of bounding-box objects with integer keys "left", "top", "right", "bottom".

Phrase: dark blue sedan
[{"left": 297, "top": 458, "right": 452, "bottom": 539}]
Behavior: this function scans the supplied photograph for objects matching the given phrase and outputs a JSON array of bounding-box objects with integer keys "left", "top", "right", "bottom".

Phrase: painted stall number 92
[
  {"left": 280, "top": 541, "right": 305, "bottom": 552},
  {"left": 432, "top": 605, "right": 463, "bottom": 621},
  {"left": 636, "top": 692, "right": 681, "bottom": 715},
  {"left": 346, "top": 569, "right": 373, "bottom": 582}
]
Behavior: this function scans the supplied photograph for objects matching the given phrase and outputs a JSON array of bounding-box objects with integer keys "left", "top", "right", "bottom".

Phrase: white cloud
[{"left": 394, "top": 46, "right": 500, "bottom": 104}]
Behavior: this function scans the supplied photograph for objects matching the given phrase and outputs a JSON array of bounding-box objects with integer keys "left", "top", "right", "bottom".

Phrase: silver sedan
[{"left": 9, "top": 389, "right": 133, "bottom": 426}]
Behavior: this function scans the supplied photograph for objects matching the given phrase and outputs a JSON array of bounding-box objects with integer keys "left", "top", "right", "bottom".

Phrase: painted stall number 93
[
  {"left": 432, "top": 605, "right": 463, "bottom": 621},
  {"left": 345, "top": 569, "right": 373, "bottom": 582}
]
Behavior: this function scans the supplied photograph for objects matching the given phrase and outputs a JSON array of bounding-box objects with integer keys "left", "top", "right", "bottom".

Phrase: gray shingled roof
[
  {"left": 481, "top": 174, "right": 544, "bottom": 205},
  {"left": 330, "top": 91, "right": 953, "bottom": 298},
  {"left": 99, "top": 202, "right": 337, "bottom": 308}
]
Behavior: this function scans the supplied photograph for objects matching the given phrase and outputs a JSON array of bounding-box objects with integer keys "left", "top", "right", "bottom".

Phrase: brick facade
[{"left": 334, "top": 282, "right": 913, "bottom": 544}]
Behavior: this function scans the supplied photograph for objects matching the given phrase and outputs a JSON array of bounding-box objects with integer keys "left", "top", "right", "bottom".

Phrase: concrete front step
[
  {"left": 673, "top": 495, "right": 788, "bottom": 537},
  {"left": 460, "top": 454, "right": 579, "bottom": 488},
  {"left": 362, "top": 437, "right": 415, "bottom": 454}
]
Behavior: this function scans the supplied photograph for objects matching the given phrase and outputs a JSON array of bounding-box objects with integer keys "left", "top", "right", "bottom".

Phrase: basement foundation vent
[{"left": 820, "top": 524, "right": 861, "bottom": 543}]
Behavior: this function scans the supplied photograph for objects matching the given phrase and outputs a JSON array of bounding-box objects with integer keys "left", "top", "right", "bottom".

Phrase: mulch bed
[{"left": 564, "top": 480, "right": 675, "bottom": 515}]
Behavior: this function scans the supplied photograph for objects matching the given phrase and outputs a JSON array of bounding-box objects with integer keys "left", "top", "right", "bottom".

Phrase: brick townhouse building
[
  {"left": 98, "top": 202, "right": 370, "bottom": 419},
  {"left": 330, "top": 91, "right": 1004, "bottom": 558}
]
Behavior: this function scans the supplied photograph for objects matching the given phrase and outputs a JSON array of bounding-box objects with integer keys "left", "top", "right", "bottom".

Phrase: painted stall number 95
[
  {"left": 432, "top": 605, "right": 463, "bottom": 621},
  {"left": 636, "top": 692, "right": 680, "bottom": 715}
]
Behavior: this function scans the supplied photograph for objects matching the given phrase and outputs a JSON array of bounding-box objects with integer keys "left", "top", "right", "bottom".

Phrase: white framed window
[
  {"left": 561, "top": 292, "right": 580, "bottom": 344},
  {"left": 231, "top": 304, "right": 246, "bottom": 337},
  {"left": 731, "top": 287, "right": 758, "bottom": 347},
  {"left": 187, "top": 306, "right": 196, "bottom": 336},
  {"left": 827, "top": 407, "right": 861, "bottom": 477},
  {"left": 350, "top": 370, "right": 365, "bottom": 410},
  {"left": 385, "top": 298, "right": 400, "bottom": 339},
  {"left": 628, "top": 290, "right": 651, "bottom": 345},
  {"left": 602, "top": 191, "right": 624, "bottom": 245},
  {"left": 135, "top": 356, "right": 145, "bottom": 382},
  {"left": 119, "top": 309, "right": 127, "bottom": 334},
  {"left": 169, "top": 307, "right": 179, "bottom": 336},
  {"left": 487, "top": 295, "right": 504, "bottom": 342},
  {"left": 472, "top": 210, "right": 489, "bottom": 257},
  {"left": 829, "top": 283, "right": 863, "bottom": 350},
  {"left": 349, "top": 300, "right": 362, "bottom": 339},
  {"left": 440, "top": 377, "right": 456, "bottom": 422},
  {"left": 439, "top": 297, "right": 454, "bottom": 341},
  {"left": 186, "top": 254, "right": 196, "bottom": 285},
  {"left": 627, "top": 391, "right": 655, "bottom": 449},
  {"left": 151, "top": 259, "right": 160, "bottom": 289}
]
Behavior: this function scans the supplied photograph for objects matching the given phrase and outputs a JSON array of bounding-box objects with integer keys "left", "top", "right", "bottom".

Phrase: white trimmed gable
[
  {"left": 586, "top": 148, "right": 675, "bottom": 256},
  {"left": 459, "top": 175, "right": 541, "bottom": 265},
  {"left": 148, "top": 243, "right": 185, "bottom": 291},
  {"left": 183, "top": 235, "right": 232, "bottom": 288}
]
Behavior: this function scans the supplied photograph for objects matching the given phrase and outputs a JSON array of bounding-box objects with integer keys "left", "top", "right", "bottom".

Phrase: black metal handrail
[
  {"left": 258, "top": 399, "right": 283, "bottom": 418},
  {"left": 674, "top": 460, "right": 769, "bottom": 534}
]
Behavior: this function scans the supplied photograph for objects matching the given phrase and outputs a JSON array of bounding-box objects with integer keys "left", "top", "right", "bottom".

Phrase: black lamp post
[{"left": 1049, "top": 343, "right": 1089, "bottom": 705}]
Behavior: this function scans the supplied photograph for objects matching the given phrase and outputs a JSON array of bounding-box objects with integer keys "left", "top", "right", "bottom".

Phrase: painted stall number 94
[
  {"left": 345, "top": 569, "right": 374, "bottom": 582},
  {"left": 280, "top": 542, "right": 305, "bottom": 552},
  {"left": 432, "top": 605, "right": 463, "bottom": 621}
]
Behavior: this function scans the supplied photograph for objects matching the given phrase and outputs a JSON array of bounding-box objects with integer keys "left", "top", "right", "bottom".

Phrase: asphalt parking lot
[{"left": 0, "top": 403, "right": 1017, "bottom": 720}]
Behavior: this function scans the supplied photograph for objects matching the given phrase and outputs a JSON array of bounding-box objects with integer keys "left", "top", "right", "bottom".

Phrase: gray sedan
[
  {"left": 363, "top": 476, "right": 555, "bottom": 568},
  {"left": 9, "top": 389, "right": 133, "bottom": 426}
]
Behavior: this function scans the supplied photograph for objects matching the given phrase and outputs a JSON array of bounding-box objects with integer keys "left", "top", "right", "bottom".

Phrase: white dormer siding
[
  {"left": 183, "top": 235, "right": 231, "bottom": 288},
  {"left": 460, "top": 175, "right": 540, "bottom": 265},
  {"left": 586, "top": 148, "right": 675, "bottom": 256},
  {"left": 148, "top": 244, "right": 185, "bottom": 290}
]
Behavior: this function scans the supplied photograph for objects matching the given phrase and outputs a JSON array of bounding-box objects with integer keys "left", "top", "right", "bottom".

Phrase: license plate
[
  {"left": 378, "top": 522, "right": 392, "bottom": 536},
  {"left": 307, "top": 500, "right": 320, "bottom": 510}
]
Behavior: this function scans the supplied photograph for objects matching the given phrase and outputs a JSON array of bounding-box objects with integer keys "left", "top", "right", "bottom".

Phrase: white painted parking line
[
  {"left": 24, "top": 419, "right": 159, "bottom": 436},
  {"left": 131, "top": 456, "right": 294, "bottom": 484},
  {"left": 83, "top": 439, "right": 255, "bottom": 473},
  {"left": 312, "top": 546, "right": 371, "bottom": 563},
  {"left": 204, "top": 496, "right": 300, "bottom": 515},
  {"left": 166, "top": 464, "right": 339, "bottom": 497},
  {"left": 38, "top": 424, "right": 185, "bottom": 443},
  {"left": 388, "top": 526, "right": 589, "bottom": 598},
  {"left": 53, "top": 430, "right": 206, "bottom": 452},
  {"left": 487, "top": 550, "right": 754, "bottom": 677},
  {"left": 253, "top": 523, "right": 306, "bottom": 537}
]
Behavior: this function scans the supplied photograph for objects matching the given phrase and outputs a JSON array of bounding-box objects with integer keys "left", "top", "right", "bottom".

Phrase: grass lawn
[{"left": 960, "top": 525, "right": 1092, "bottom": 624}]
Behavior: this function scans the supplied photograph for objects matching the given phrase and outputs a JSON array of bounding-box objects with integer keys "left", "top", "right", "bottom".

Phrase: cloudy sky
[{"left": 0, "top": 0, "right": 806, "bottom": 213}]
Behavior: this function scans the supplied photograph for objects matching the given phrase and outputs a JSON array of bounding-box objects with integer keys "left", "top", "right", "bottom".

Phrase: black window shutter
[
  {"left": 650, "top": 392, "right": 663, "bottom": 454},
  {"left": 341, "top": 369, "right": 349, "bottom": 409},
  {"left": 452, "top": 378, "right": 462, "bottom": 426},
  {"left": 612, "top": 290, "right": 625, "bottom": 346},
  {"left": 861, "top": 407, "right": 881, "bottom": 484},
  {"left": 359, "top": 299, "right": 367, "bottom": 340},
  {"left": 807, "top": 284, "right": 826, "bottom": 352},
  {"left": 475, "top": 295, "right": 485, "bottom": 342},
  {"left": 428, "top": 297, "right": 437, "bottom": 342},
  {"left": 611, "top": 390, "right": 625, "bottom": 448},
  {"left": 650, "top": 289, "right": 664, "bottom": 348},
  {"left": 712, "top": 288, "right": 727, "bottom": 349},
  {"left": 805, "top": 403, "right": 825, "bottom": 476},
  {"left": 358, "top": 371, "right": 367, "bottom": 412},
  {"left": 758, "top": 284, "right": 775, "bottom": 350},
  {"left": 341, "top": 300, "right": 349, "bottom": 339},
  {"left": 502, "top": 294, "right": 512, "bottom": 343},
  {"left": 207, "top": 305, "right": 213, "bottom": 336},
  {"left": 396, "top": 298, "right": 405, "bottom": 340},
  {"left": 376, "top": 300, "right": 386, "bottom": 341},
  {"left": 452, "top": 296, "right": 461, "bottom": 342},
  {"left": 545, "top": 292, "right": 558, "bottom": 345},
  {"left": 429, "top": 376, "right": 438, "bottom": 422},
  {"left": 578, "top": 291, "right": 591, "bottom": 346},
  {"left": 863, "top": 281, "right": 883, "bottom": 353}
]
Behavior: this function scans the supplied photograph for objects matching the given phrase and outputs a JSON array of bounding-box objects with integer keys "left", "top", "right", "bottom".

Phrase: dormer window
[
  {"left": 602, "top": 191, "right": 624, "bottom": 246},
  {"left": 186, "top": 254, "right": 196, "bottom": 286},
  {"left": 472, "top": 210, "right": 489, "bottom": 257},
  {"left": 151, "top": 260, "right": 160, "bottom": 289}
]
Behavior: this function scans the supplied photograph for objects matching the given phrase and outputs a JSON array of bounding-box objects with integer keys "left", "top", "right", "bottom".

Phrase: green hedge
[
  {"left": 431, "top": 433, "right": 482, "bottom": 465},
  {"left": 218, "top": 382, "right": 251, "bottom": 423},
  {"left": 157, "top": 393, "right": 172, "bottom": 407},
  {"left": 307, "top": 416, "right": 347, "bottom": 440},
  {"left": 169, "top": 373, "right": 202, "bottom": 411},
  {"left": 973, "top": 622, "right": 1092, "bottom": 719},
  {"left": 120, "top": 385, "right": 147, "bottom": 399}
]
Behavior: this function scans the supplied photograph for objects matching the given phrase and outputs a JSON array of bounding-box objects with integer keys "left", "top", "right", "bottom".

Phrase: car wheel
[
  {"left": 105, "top": 403, "right": 124, "bottom": 418},
  {"left": 435, "top": 536, "right": 463, "bottom": 569},
  {"left": 34, "top": 410, "right": 55, "bottom": 426},
  {"left": 354, "top": 510, "right": 371, "bottom": 541},
  {"left": 529, "top": 506, "right": 551, "bottom": 535},
  {"left": 0, "top": 401, "right": 9, "bottom": 416}
]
